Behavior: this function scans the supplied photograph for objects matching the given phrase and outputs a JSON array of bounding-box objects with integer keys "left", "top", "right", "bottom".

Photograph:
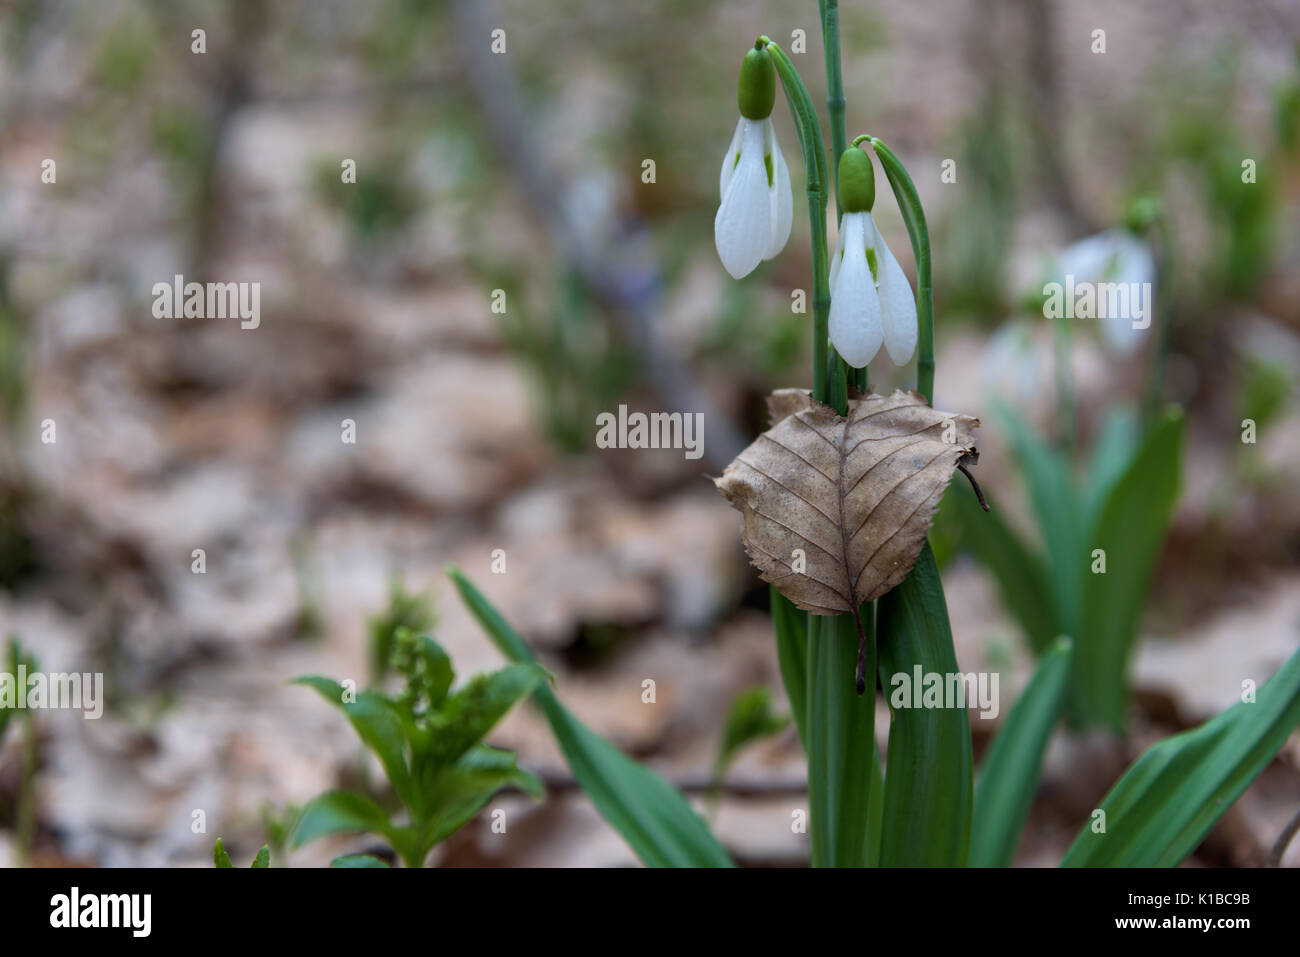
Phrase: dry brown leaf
[{"left": 714, "top": 388, "right": 979, "bottom": 616}]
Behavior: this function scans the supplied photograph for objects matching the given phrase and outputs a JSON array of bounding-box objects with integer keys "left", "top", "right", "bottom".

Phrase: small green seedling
[
  {"left": 213, "top": 837, "right": 269, "bottom": 868},
  {"left": 290, "top": 627, "right": 547, "bottom": 867}
]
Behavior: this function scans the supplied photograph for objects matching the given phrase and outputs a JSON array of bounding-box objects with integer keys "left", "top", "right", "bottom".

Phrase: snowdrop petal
[
  {"left": 869, "top": 215, "right": 918, "bottom": 365},
  {"left": 719, "top": 117, "right": 746, "bottom": 200},
  {"left": 828, "top": 214, "right": 847, "bottom": 291},
  {"left": 714, "top": 120, "right": 772, "bottom": 279},
  {"left": 828, "top": 213, "right": 883, "bottom": 368},
  {"left": 763, "top": 119, "right": 793, "bottom": 260},
  {"left": 1057, "top": 230, "right": 1120, "bottom": 283}
]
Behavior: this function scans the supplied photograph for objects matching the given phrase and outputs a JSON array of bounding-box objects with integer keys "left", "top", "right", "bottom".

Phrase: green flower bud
[
  {"left": 1123, "top": 194, "right": 1163, "bottom": 233},
  {"left": 737, "top": 46, "right": 776, "bottom": 120},
  {"left": 837, "top": 148, "right": 875, "bottom": 213}
]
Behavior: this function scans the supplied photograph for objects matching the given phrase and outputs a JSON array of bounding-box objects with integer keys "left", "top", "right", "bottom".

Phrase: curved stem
[
  {"left": 762, "top": 38, "right": 840, "bottom": 410},
  {"left": 819, "top": 1, "right": 864, "bottom": 397},
  {"left": 866, "top": 137, "right": 935, "bottom": 405}
]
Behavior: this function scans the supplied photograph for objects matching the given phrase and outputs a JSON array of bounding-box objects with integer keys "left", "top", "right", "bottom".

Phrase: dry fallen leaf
[{"left": 714, "top": 388, "right": 979, "bottom": 617}]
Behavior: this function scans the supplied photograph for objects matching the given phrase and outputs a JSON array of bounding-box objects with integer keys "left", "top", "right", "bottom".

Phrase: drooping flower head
[
  {"left": 714, "top": 43, "right": 793, "bottom": 279},
  {"left": 1054, "top": 227, "right": 1156, "bottom": 357},
  {"left": 827, "top": 147, "right": 918, "bottom": 370}
]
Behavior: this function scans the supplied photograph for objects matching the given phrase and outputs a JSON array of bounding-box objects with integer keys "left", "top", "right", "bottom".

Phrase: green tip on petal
[
  {"left": 837, "top": 148, "right": 875, "bottom": 213},
  {"left": 737, "top": 47, "right": 776, "bottom": 120}
]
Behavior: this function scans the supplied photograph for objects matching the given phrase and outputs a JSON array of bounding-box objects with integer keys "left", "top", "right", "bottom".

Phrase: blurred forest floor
[{"left": 0, "top": 0, "right": 1299, "bottom": 866}]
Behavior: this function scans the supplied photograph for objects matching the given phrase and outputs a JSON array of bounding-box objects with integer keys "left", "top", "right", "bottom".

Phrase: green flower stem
[
  {"left": 1052, "top": 311, "right": 1076, "bottom": 449},
  {"left": 818, "top": 1, "right": 865, "bottom": 397},
  {"left": 819, "top": 0, "right": 847, "bottom": 223},
  {"left": 1143, "top": 215, "right": 1176, "bottom": 425},
  {"left": 761, "top": 37, "right": 844, "bottom": 411},
  {"left": 860, "top": 136, "right": 935, "bottom": 405}
]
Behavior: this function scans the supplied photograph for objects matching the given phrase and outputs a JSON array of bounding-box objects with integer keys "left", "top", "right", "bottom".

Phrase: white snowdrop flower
[
  {"left": 714, "top": 45, "right": 793, "bottom": 279},
  {"left": 828, "top": 148, "right": 917, "bottom": 368},
  {"left": 1055, "top": 228, "right": 1156, "bottom": 356}
]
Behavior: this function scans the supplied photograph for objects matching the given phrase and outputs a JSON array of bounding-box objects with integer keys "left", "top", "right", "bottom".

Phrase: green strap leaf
[
  {"left": 1084, "top": 405, "right": 1140, "bottom": 523},
  {"left": 995, "top": 402, "right": 1084, "bottom": 644},
  {"left": 448, "top": 567, "right": 733, "bottom": 868},
  {"left": 1063, "top": 644, "right": 1300, "bottom": 867},
  {"left": 949, "top": 486, "right": 1058, "bottom": 654},
  {"left": 1076, "top": 408, "right": 1183, "bottom": 730},
  {"left": 865, "top": 741, "right": 884, "bottom": 867},
  {"left": 876, "top": 542, "right": 973, "bottom": 866},
  {"left": 330, "top": 854, "right": 390, "bottom": 868},
  {"left": 806, "top": 611, "right": 875, "bottom": 868},
  {"left": 771, "top": 588, "right": 809, "bottom": 751},
  {"left": 250, "top": 845, "right": 270, "bottom": 869},
  {"left": 969, "top": 637, "right": 1074, "bottom": 867}
]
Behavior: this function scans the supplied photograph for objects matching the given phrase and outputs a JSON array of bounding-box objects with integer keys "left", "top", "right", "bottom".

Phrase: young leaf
[
  {"left": 291, "top": 678, "right": 414, "bottom": 805},
  {"left": 714, "top": 687, "right": 790, "bottom": 781},
  {"left": 807, "top": 610, "right": 876, "bottom": 868},
  {"left": 250, "top": 845, "right": 271, "bottom": 869},
  {"left": 420, "top": 746, "right": 544, "bottom": 849},
  {"left": 876, "top": 542, "right": 973, "bottom": 867},
  {"left": 448, "top": 567, "right": 734, "bottom": 868},
  {"left": 771, "top": 588, "right": 809, "bottom": 751},
  {"left": 969, "top": 637, "right": 1073, "bottom": 867},
  {"left": 714, "top": 389, "right": 978, "bottom": 617},
  {"left": 1075, "top": 409, "right": 1183, "bottom": 730},
  {"left": 1063, "top": 644, "right": 1300, "bottom": 867},
  {"left": 213, "top": 837, "right": 234, "bottom": 868},
  {"left": 368, "top": 577, "right": 435, "bottom": 685},
  {"left": 419, "top": 662, "right": 548, "bottom": 770},
  {"left": 290, "top": 790, "right": 394, "bottom": 849}
]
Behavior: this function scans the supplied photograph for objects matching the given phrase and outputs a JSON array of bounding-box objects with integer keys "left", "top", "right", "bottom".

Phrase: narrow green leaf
[
  {"left": 290, "top": 790, "right": 393, "bottom": 849},
  {"left": 950, "top": 486, "right": 1058, "bottom": 654},
  {"left": 995, "top": 402, "right": 1084, "bottom": 642},
  {"left": 449, "top": 566, "right": 733, "bottom": 868},
  {"left": 1063, "top": 644, "right": 1300, "bottom": 867},
  {"left": 330, "top": 854, "right": 390, "bottom": 868},
  {"left": 1075, "top": 409, "right": 1183, "bottom": 730},
  {"left": 864, "top": 740, "right": 884, "bottom": 867},
  {"left": 291, "top": 678, "right": 415, "bottom": 805},
  {"left": 771, "top": 587, "right": 809, "bottom": 751},
  {"left": 250, "top": 845, "right": 270, "bottom": 868},
  {"left": 213, "top": 837, "right": 234, "bottom": 868},
  {"left": 1084, "top": 405, "right": 1139, "bottom": 523},
  {"left": 970, "top": 637, "right": 1074, "bottom": 867},
  {"left": 807, "top": 611, "right": 875, "bottom": 868},
  {"left": 876, "top": 542, "right": 973, "bottom": 867}
]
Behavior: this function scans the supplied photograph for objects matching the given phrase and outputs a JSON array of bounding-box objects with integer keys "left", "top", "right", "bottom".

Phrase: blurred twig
[
  {"left": 536, "top": 767, "right": 807, "bottom": 798},
  {"left": 1269, "top": 806, "right": 1300, "bottom": 867},
  {"left": 450, "top": 0, "right": 745, "bottom": 472}
]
